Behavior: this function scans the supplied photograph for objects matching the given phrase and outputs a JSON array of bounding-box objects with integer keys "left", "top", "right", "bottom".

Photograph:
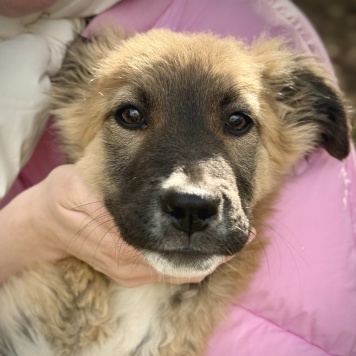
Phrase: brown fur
[{"left": 0, "top": 28, "right": 350, "bottom": 356}]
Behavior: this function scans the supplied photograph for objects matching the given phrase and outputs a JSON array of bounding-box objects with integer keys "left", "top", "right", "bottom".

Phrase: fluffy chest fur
[
  {"left": 0, "top": 251, "right": 261, "bottom": 356},
  {"left": 82, "top": 284, "right": 172, "bottom": 356}
]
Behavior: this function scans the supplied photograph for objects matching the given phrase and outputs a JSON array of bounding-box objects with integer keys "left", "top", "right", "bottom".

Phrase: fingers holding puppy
[{"left": 40, "top": 164, "right": 212, "bottom": 286}]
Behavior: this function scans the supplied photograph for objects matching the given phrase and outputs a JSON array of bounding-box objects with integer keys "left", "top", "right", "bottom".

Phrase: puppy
[{"left": 0, "top": 28, "right": 350, "bottom": 356}]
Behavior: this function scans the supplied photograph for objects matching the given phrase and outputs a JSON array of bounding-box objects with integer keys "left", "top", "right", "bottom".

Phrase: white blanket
[{"left": 0, "top": 0, "right": 119, "bottom": 199}]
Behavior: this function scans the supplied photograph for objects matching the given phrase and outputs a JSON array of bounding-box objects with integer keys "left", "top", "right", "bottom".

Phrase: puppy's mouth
[
  {"left": 142, "top": 250, "right": 226, "bottom": 278},
  {"left": 159, "top": 247, "right": 213, "bottom": 262},
  {"left": 164, "top": 247, "right": 208, "bottom": 256},
  {"left": 142, "top": 228, "right": 256, "bottom": 278}
]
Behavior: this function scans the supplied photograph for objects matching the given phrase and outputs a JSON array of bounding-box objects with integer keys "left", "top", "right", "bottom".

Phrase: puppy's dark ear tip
[
  {"left": 75, "top": 34, "right": 92, "bottom": 44},
  {"left": 323, "top": 134, "right": 351, "bottom": 160},
  {"left": 332, "top": 146, "right": 350, "bottom": 160}
]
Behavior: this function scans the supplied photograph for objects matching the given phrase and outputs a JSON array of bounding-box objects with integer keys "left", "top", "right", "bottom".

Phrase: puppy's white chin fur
[{"left": 142, "top": 251, "right": 226, "bottom": 278}]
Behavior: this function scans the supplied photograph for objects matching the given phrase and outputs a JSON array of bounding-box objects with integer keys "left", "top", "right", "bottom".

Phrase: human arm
[{"left": 0, "top": 164, "right": 206, "bottom": 286}]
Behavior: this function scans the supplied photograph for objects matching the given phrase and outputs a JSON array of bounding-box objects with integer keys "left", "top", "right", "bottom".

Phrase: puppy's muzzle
[{"left": 160, "top": 191, "right": 219, "bottom": 235}]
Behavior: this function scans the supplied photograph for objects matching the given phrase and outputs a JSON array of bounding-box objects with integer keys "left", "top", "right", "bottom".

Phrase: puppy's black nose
[{"left": 160, "top": 192, "right": 219, "bottom": 234}]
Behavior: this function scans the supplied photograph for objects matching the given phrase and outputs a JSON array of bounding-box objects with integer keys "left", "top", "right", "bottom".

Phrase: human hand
[{"left": 35, "top": 164, "right": 216, "bottom": 287}]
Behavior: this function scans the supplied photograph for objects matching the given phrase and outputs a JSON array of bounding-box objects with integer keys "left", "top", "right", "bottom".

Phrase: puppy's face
[{"left": 53, "top": 29, "right": 350, "bottom": 277}]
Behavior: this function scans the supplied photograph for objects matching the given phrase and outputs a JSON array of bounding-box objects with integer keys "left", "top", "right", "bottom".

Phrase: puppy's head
[{"left": 52, "top": 29, "right": 351, "bottom": 277}]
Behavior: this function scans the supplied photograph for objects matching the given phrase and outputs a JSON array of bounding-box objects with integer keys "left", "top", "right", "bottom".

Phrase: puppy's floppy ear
[
  {"left": 52, "top": 27, "right": 125, "bottom": 106},
  {"left": 256, "top": 39, "right": 352, "bottom": 160},
  {"left": 51, "top": 27, "right": 126, "bottom": 161}
]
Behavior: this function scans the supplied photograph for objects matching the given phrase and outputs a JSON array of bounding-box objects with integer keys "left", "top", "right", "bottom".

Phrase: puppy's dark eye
[
  {"left": 224, "top": 112, "right": 253, "bottom": 136},
  {"left": 114, "top": 105, "right": 147, "bottom": 130}
]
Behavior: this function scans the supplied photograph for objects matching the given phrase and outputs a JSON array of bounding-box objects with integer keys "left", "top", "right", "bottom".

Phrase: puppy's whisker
[
  {"left": 77, "top": 218, "right": 116, "bottom": 259},
  {"left": 65, "top": 205, "right": 108, "bottom": 249},
  {"left": 72, "top": 200, "right": 105, "bottom": 209},
  {"left": 91, "top": 224, "right": 121, "bottom": 267},
  {"left": 249, "top": 229, "right": 257, "bottom": 236},
  {"left": 218, "top": 261, "right": 247, "bottom": 279}
]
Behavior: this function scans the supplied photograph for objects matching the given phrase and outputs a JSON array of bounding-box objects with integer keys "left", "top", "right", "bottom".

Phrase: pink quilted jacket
[{"left": 3, "top": 1, "right": 356, "bottom": 355}]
